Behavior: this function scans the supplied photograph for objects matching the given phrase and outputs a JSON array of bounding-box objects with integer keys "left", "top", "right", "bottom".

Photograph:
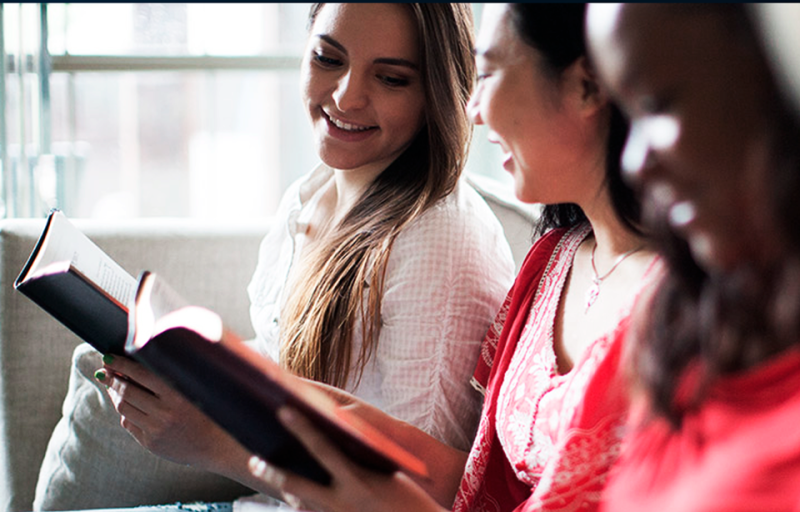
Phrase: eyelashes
[
  {"left": 313, "top": 52, "right": 342, "bottom": 67},
  {"left": 311, "top": 51, "right": 413, "bottom": 89}
]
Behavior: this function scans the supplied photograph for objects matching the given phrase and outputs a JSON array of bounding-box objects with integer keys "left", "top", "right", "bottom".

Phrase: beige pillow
[{"left": 34, "top": 343, "right": 251, "bottom": 510}]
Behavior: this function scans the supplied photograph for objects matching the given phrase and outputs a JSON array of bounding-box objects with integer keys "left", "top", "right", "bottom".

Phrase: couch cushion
[
  {"left": 34, "top": 343, "right": 251, "bottom": 510},
  {"left": 0, "top": 218, "right": 268, "bottom": 511}
]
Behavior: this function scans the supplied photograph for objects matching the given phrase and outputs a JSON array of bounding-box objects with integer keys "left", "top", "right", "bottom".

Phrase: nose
[
  {"left": 333, "top": 70, "right": 368, "bottom": 112},
  {"left": 621, "top": 115, "right": 678, "bottom": 186},
  {"left": 466, "top": 89, "right": 483, "bottom": 125},
  {"left": 621, "top": 120, "right": 652, "bottom": 184}
]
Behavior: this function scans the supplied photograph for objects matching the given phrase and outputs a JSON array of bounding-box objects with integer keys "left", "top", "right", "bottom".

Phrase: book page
[{"left": 31, "top": 211, "right": 136, "bottom": 305}]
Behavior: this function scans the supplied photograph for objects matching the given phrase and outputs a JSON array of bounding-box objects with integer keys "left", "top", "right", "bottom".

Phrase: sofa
[{"left": 0, "top": 177, "right": 538, "bottom": 512}]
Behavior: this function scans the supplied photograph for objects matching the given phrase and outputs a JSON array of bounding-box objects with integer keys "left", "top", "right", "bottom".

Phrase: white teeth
[{"left": 326, "top": 112, "right": 372, "bottom": 132}]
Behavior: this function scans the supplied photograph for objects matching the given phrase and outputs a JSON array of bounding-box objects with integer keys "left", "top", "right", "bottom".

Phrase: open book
[
  {"left": 127, "top": 270, "right": 428, "bottom": 486},
  {"left": 14, "top": 210, "right": 136, "bottom": 354}
]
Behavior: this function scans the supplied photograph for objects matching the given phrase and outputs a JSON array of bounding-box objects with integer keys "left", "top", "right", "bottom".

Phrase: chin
[
  {"left": 318, "top": 145, "right": 364, "bottom": 170},
  {"left": 513, "top": 176, "right": 536, "bottom": 204},
  {"left": 689, "top": 234, "right": 744, "bottom": 275},
  {"left": 515, "top": 184, "right": 535, "bottom": 204}
]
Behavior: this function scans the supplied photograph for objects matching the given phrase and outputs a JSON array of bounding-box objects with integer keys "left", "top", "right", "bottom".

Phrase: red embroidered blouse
[{"left": 454, "top": 225, "right": 657, "bottom": 512}]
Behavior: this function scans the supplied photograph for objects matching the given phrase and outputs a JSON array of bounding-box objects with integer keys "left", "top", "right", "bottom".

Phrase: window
[{"left": 1, "top": 3, "right": 507, "bottom": 220}]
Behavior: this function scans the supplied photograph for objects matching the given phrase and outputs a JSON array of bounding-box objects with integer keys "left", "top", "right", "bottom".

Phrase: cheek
[
  {"left": 677, "top": 105, "right": 755, "bottom": 179},
  {"left": 299, "top": 64, "right": 325, "bottom": 108},
  {"left": 389, "top": 94, "right": 426, "bottom": 138},
  {"left": 476, "top": 82, "right": 511, "bottom": 134},
  {"left": 486, "top": 95, "right": 513, "bottom": 135},
  {"left": 299, "top": 72, "right": 314, "bottom": 108},
  {"left": 410, "top": 99, "right": 427, "bottom": 132}
]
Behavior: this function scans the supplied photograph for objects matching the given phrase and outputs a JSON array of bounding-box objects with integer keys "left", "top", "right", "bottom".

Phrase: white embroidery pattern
[
  {"left": 495, "top": 225, "right": 592, "bottom": 489},
  {"left": 455, "top": 224, "right": 659, "bottom": 512},
  {"left": 455, "top": 225, "right": 589, "bottom": 512}
]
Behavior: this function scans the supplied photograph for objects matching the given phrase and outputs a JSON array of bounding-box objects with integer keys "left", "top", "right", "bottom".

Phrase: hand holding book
[
  {"left": 249, "top": 405, "right": 446, "bottom": 512},
  {"left": 15, "top": 211, "right": 428, "bottom": 486},
  {"left": 126, "top": 271, "right": 428, "bottom": 485}
]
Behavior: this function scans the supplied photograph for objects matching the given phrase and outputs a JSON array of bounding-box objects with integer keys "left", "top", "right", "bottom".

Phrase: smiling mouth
[{"left": 323, "top": 110, "right": 378, "bottom": 133}]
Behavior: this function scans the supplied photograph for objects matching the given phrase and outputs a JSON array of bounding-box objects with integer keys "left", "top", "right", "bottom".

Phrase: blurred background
[{"left": 1, "top": 3, "right": 507, "bottom": 221}]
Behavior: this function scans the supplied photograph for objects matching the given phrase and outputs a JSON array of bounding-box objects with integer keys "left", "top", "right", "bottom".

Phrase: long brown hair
[{"left": 279, "top": 3, "right": 476, "bottom": 388}]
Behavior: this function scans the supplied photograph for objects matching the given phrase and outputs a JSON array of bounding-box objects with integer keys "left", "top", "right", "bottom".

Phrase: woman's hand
[
  {"left": 95, "top": 354, "right": 245, "bottom": 473},
  {"left": 300, "top": 379, "right": 470, "bottom": 506},
  {"left": 249, "top": 406, "right": 448, "bottom": 512}
]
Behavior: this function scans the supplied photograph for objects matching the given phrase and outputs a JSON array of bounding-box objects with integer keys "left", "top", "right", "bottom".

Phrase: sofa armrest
[{"left": 0, "top": 217, "right": 270, "bottom": 512}]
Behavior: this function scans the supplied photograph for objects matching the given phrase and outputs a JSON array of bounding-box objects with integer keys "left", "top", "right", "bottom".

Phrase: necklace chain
[{"left": 585, "top": 241, "right": 644, "bottom": 313}]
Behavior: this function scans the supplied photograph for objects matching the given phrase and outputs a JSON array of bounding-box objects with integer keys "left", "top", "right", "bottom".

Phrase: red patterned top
[{"left": 454, "top": 224, "right": 657, "bottom": 512}]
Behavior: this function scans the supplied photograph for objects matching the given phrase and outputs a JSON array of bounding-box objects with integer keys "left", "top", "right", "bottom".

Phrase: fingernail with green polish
[
  {"left": 94, "top": 370, "right": 106, "bottom": 381},
  {"left": 102, "top": 354, "right": 114, "bottom": 365}
]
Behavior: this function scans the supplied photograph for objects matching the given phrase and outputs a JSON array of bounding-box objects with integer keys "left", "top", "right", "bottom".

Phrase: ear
[{"left": 564, "top": 56, "right": 608, "bottom": 116}]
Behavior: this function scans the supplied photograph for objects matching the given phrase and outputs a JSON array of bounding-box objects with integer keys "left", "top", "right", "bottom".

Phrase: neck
[
  {"left": 329, "top": 163, "right": 385, "bottom": 222},
  {"left": 580, "top": 188, "right": 646, "bottom": 263}
]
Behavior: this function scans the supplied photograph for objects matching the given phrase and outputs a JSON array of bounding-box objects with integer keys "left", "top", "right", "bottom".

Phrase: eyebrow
[{"left": 315, "top": 34, "right": 419, "bottom": 71}]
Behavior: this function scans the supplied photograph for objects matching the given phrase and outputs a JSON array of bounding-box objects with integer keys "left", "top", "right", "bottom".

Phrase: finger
[
  {"left": 104, "top": 375, "right": 166, "bottom": 429},
  {"left": 103, "top": 370, "right": 163, "bottom": 410},
  {"left": 248, "top": 456, "right": 330, "bottom": 512},
  {"left": 101, "top": 355, "right": 167, "bottom": 395},
  {"left": 119, "top": 414, "right": 148, "bottom": 439},
  {"left": 277, "top": 406, "right": 357, "bottom": 479},
  {"left": 95, "top": 367, "right": 156, "bottom": 396},
  {"left": 248, "top": 456, "right": 287, "bottom": 490},
  {"left": 103, "top": 380, "right": 151, "bottom": 425},
  {"left": 281, "top": 492, "right": 304, "bottom": 511},
  {"left": 104, "top": 386, "right": 156, "bottom": 444}
]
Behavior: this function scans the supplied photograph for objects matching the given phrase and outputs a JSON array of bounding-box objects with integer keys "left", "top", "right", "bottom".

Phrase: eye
[
  {"left": 477, "top": 73, "right": 491, "bottom": 82},
  {"left": 313, "top": 51, "right": 342, "bottom": 68},
  {"left": 378, "top": 75, "right": 410, "bottom": 87},
  {"left": 639, "top": 93, "right": 674, "bottom": 116}
]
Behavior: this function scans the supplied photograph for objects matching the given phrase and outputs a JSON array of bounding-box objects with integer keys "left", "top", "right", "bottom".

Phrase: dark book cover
[
  {"left": 15, "top": 211, "right": 134, "bottom": 355},
  {"left": 16, "top": 265, "right": 129, "bottom": 354}
]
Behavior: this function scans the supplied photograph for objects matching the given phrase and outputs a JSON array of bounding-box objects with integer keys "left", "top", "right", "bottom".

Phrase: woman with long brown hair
[{"left": 86, "top": 1, "right": 513, "bottom": 504}]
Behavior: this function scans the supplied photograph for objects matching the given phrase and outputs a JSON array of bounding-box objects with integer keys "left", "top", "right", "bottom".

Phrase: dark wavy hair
[
  {"left": 507, "top": 3, "right": 639, "bottom": 237},
  {"left": 629, "top": 4, "right": 800, "bottom": 425}
]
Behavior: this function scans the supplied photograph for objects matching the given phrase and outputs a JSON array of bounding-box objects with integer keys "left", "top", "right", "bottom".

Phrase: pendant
[{"left": 584, "top": 280, "right": 601, "bottom": 313}]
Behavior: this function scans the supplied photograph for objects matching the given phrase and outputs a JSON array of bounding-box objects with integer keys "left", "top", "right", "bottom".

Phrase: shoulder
[
  {"left": 397, "top": 176, "right": 535, "bottom": 250},
  {"left": 252, "top": 166, "right": 327, "bottom": 275},
  {"left": 390, "top": 178, "right": 514, "bottom": 268},
  {"left": 270, "top": 169, "right": 312, "bottom": 220},
  {"left": 411, "top": 178, "right": 502, "bottom": 230},
  {"left": 278, "top": 163, "right": 332, "bottom": 213},
  {"left": 516, "top": 223, "right": 587, "bottom": 275}
]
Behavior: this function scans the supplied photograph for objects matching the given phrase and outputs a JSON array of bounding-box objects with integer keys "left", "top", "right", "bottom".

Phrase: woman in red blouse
[{"left": 587, "top": 4, "right": 800, "bottom": 510}]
